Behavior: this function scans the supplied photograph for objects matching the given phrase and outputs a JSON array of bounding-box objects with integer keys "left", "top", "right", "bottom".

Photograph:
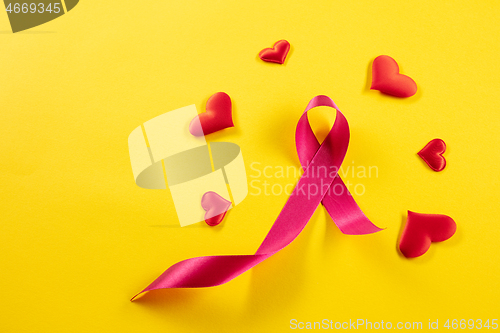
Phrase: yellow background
[{"left": 1, "top": 1, "right": 499, "bottom": 332}]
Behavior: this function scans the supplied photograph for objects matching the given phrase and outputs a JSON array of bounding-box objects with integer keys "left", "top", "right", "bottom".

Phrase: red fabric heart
[
  {"left": 189, "top": 92, "right": 234, "bottom": 137},
  {"left": 418, "top": 138, "right": 447, "bottom": 172},
  {"left": 370, "top": 55, "right": 417, "bottom": 97},
  {"left": 258, "top": 40, "right": 290, "bottom": 64},
  {"left": 201, "top": 191, "right": 232, "bottom": 227},
  {"left": 399, "top": 211, "right": 456, "bottom": 258},
  {"left": 205, "top": 212, "right": 227, "bottom": 227}
]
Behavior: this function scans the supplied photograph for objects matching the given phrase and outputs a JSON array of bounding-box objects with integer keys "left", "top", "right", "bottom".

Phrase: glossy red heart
[
  {"left": 399, "top": 211, "right": 456, "bottom": 258},
  {"left": 189, "top": 92, "right": 234, "bottom": 137},
  {"left": 370, "top": 55, "right": 417, "bottom": 97},
  {"left": 201, "top": 191, "right": 232, "bottom": 227},
  {"left": 418, "top": 139, "right": 447, "bottom": 172},
  {"left": 258, "top": 40, "right": 290, "bottom": 64}
]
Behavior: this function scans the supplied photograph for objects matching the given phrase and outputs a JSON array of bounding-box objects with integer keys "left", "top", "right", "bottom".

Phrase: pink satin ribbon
[{"left": 131, "top": 95, "right": 382, "bottom": 300}]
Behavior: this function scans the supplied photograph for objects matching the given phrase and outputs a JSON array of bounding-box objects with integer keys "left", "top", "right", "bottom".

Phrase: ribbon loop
[
  {"left": 131, "top": 95, "right": 382, "bottom": 301},
  {"left": 296, "top": 96, "right": 383, "bottom": 235}
]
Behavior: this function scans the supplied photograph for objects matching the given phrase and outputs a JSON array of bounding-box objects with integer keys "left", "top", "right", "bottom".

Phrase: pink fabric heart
[
  {"left": 189, "top": 92, "right": 234, "bottom": 137},
  {"left": 201, "top": 191, "right": 232, "bottom": 226},
  {"left": 370, "top": 55, "right": 417, "bottom": 97},
  {"left": 418, "top": 138, "right": 447, "bottom": 172},
  {"left": 399, "top": 211, "right": 456, "bottom": 258},
  {"left": 258, "top": 40, "right": 290, "bottom": 64}
]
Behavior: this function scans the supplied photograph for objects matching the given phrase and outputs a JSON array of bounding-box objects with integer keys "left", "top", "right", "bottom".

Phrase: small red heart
[
  {"left": 418, "top": 139, "right": 447, "bottom": 172},
  {"left": 201, "top": 191, "right": 232, "bottom": 227},
  {"left": 371, "top": 55, "right": 417, "bottom": 97},
  {"left": 189, "top": 92, "right": 234, "bottom": 137},
  {"left": 399, "top": 211, "right": 456, "bottom": 258},
  {"left": 258, "top": 40, "right": 290, "bottom": 64},
  {"left": 205, "top": 212, "right": 227, "bottom": 227}
]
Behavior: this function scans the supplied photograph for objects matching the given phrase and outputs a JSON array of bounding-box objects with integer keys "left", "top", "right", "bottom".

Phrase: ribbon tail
[
  {"left": 322, "top": 176, "right": 383, "bottom": 235},
  {"left": 131, "top": 253, "right": 272, "bottom": 301}
]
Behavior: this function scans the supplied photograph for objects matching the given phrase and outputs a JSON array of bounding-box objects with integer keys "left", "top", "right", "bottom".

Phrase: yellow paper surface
[{"left": 1, "top": 1, "right": 499, "bottom": 332}]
